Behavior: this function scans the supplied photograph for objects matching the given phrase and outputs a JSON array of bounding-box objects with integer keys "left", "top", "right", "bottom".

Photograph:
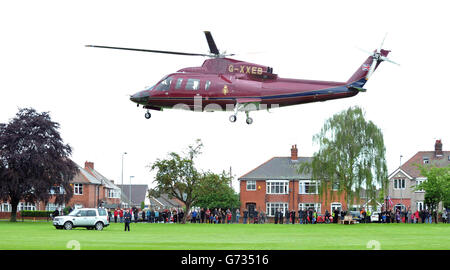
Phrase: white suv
[{"left": 53, "top": 208, "right": 109, "bottom": 230}]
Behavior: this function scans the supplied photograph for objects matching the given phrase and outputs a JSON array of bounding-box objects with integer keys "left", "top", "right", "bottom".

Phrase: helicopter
[{"left": 86, "top": 31, "right": 398, "bottom": 124}]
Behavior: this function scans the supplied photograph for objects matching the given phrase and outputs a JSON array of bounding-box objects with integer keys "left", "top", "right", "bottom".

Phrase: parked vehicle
[
  {"left": 53, "top": 208, "right": 109, "bottom": 230},
  {"left": 349, "top": 211, "right": 361, "bottom": 223},
  {"left": 371, "top": 212, "right": 380, "bottom": 223}
]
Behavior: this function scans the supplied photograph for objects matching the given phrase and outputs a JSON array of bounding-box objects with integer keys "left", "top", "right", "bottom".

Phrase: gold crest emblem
[{"left": 222, "top": 85, "right": 229, "bottom": 95}]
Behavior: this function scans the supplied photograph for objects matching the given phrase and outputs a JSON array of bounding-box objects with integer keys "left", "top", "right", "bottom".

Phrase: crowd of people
[
  {"left": 377, "top": 207, "right": 448, "bottom": 224},
  {"left": 107, "top": 206, "right": 448, "bottom": 225}
]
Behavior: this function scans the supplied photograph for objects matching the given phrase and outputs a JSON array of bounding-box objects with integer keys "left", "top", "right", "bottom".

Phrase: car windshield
[{"left": 68, "top": 210, "right": 80, "bottom": 216}]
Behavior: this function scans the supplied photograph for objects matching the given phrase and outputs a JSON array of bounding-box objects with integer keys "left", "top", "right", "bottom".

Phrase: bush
[{"left": 21, "top": 210, "right": 53, "bottom": 218}]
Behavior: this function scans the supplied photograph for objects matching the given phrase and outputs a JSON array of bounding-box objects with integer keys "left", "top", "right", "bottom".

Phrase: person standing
[
  {"left": 442, "top": 208, "right": 448, "bottom": 224},
  {"left": 235, "top": 209, "right": 240, "bottom": 224},
  {"left": 113, "top": 209, "right": 118, "bottom": 223},
  {"left": 119, "top": 208, "right": 124, "bottom": 223},
  {"left": 279, "top": 209, "right": 284, "bottom": 224},
  {"left": 124, "top": 209, "right": 132, "bottom": 231},
  {"left": 243, "top": 209, "right": 248, "bottom": 224},
  {"left": 291, "top": 209, "right": 296, "bottom": 224}
]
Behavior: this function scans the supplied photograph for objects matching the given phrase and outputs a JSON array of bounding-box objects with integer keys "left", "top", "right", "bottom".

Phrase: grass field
[{"left": 0, "top": 221, "right": 449, "bottom": 250}]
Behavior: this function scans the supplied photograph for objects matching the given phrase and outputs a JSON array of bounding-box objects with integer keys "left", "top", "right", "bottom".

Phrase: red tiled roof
[{"left": 400, "top": 150, "right": 450, "bottom": 178}]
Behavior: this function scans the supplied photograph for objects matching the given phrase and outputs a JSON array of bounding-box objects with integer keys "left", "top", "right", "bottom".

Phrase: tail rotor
[{"left": 359, "top": 33, "right": 399, "bottom": 80}]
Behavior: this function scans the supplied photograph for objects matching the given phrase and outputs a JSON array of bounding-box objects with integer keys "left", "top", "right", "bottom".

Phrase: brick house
[
  {"left": 239, "top": 145, "right": 348, "bottom": 222},
  {"left": 0, "top": 160, "right": 122, "bottom": 218},
  {"left": 388, "top": 139, "right": 449, "bottom": 212}
]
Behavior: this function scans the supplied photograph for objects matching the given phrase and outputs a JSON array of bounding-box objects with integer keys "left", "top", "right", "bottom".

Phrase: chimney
[
  {"left": 435, "top": 139, "right": 443, "bottom": 157},
  {"left": 85, "top": 161, "right": 94, "bottom": 170},
  {"left": 291, "top": 145, "right": 298, "bottom": 161}
]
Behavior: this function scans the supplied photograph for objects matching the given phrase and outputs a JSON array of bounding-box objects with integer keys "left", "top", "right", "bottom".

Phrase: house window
[
  {"left": 49, "top": 186, "right": 65, "bottom": 195},
  {"left": 18, "top": 202, "right": 36, "bottom": 211},
  {"left": 299, "top": 203, "right": 321, "bottom": 214},
  {"left": 331, "top": 203, "right": 342, "bottom": 212},
  {"left": 46, "top": 203, "right": 65, "bottom": 211},
  {"left": 393, "top": 179, "right": 406, "bottom": 189},
  {"left": 74, "top": 184, "right": 83, "bottom": 195},
  {"left": 246, "top": 180, "right": 256, "bottom": 191},
  {"left": 423, "top": 157, "right": 429, "bottom": 164},
  {"left": 415, "top": 178, "right": 425, "bottom": 192},
  {"left": 266, "top": 180, "right": 289, "bottom": 194},
  {"left": 299, "top": 180, "right": 319, "bottom": 194},
  {"left": 107, "top": 189, "right": 121, "bottom": 198},
  {"left": 332, "top": 181, "right": 339, "bottom": 191},
  {"left": 266, "top": 202, "right": 288, "bottom": 217},
  {"left": 1, "top": 203, "right": 11, "bottom": 212}
]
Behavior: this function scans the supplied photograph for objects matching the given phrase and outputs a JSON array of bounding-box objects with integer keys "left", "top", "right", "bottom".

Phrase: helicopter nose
[{"left": 130, "top": 90, "right": 150, "bottom": 103}]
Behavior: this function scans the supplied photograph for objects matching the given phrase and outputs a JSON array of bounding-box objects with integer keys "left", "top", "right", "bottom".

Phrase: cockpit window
[
  {"left": 185, "top": 79, "right": 200, "bottom": 90},
  {"left": 155, "top": 76, "right": 173, "bottom": 91},
  {"left": 145, "top": 85, "right": 154, "bottom": 91},
  {"left": 205, "top": 80, "right": 211, "bottom": 90}
]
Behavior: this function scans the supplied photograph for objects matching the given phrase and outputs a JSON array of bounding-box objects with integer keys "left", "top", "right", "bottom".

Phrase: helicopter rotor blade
[
  {"left": 203, "top": 31, "right": 220, "bottom": 55},
  {"left": 365, "top": 57, "right": 378, "bottom": 80},
  {"left": 85, "top": 45, "right": 212, "bottom": 57}
]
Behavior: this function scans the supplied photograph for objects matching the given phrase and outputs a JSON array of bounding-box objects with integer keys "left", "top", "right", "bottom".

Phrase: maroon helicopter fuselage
[{"left": 130, "top": 50, "right": 389, "bottom": 112}]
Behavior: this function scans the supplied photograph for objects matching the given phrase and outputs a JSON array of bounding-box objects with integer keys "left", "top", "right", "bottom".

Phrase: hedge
[{"left": 20, "top": 210, "right": 53, "bottom": 218}]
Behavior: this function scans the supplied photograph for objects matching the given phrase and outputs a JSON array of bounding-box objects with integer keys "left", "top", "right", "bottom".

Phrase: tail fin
[{"left": 346, "top": 49, "right": 390, "bottom": 86}]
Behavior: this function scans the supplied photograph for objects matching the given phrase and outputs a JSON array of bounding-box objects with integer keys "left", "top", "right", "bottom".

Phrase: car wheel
[
  {"left": 64, "top": 221, "right": 73, "bottom": 230},
  {"left": 95, "top": 222, "right": 104, "bottom": 231}
]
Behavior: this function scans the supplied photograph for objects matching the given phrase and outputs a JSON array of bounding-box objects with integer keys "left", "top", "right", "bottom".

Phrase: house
[
  {"left": 148, "top": 193, "right": 185, "bottom": 210},
  {"left": 388, "top": 139, "right": 449, "bottom": 212},
  {"left": 0, "top": 160, "right": 122, "bottom": 218},
  {"left": 117, "top": 184, "right": 149, "bottom": 208},
  {"left": 238, "top": 145, "right": 348, "bottom": 222}
]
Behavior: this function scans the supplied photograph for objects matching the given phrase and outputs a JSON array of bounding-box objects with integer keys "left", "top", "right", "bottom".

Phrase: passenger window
[
  {"left": 79, "top": 210, "right": 88, "bottom": 217},
  {"left": 155, "top": 77, "right": 173, "bottom": 91},
  {"left": 87, "top": 210, "right": 97, "bottom": 216},
  {"left": 175, "top": 78, "right": 183, "bottom": 89},
  {"left": 185, "top": 79, "right": 200, "bottom": 90},
  {"left": 205, "top": 80, "right": 211, "bottom": 90}
]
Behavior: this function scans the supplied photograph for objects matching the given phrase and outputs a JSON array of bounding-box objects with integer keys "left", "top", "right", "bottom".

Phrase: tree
[
  {"left": 298, "top": 106, "right": 388, "bottom": 209},
  {"left": 415, "top": 165, "right": 450, "bottom": 223},
  {"left": 0, "top": 108, "right": 78, "bottom": 222},
  {"left": 194, "top": 171, "right": 240, "bottom": 210},
  {"left": 149, "top": 139, "right": 203, "bottom": 224}
]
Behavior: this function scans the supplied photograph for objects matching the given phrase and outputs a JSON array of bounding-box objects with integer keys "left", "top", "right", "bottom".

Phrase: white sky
[{"left": 1, "top": 0, "right": 449, "bottom": 192}]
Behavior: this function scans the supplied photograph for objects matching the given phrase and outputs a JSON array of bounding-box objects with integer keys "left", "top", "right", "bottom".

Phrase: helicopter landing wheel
[
  {"left": 144, "top": 111, "right": 151, "bottom": 119},
  {"left": 229, "top": 115, "right": 237, "bottom": 123},
  {"left": 246, "top": 117, "right": 253, "bottom": 125}
]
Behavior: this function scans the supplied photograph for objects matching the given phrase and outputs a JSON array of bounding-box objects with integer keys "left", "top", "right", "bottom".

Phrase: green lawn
[{"left": 0, "top": 221, "right": 449, "bottom": 250}]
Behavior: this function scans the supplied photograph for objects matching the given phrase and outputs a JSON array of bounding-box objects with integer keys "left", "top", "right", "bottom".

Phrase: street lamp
[
  {"left": 121, "top": 152, "right": 127, "bottom": 186},
  {"left": 129, "top": 176, "right": 134, "bottom": 208},
  {"left": 400, "top": 155, "right": 403, "bottom": 211}
]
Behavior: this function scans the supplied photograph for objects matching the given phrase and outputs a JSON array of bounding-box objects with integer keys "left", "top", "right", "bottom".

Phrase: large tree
[
  {"left": 298, "top": 106, "right": 388, "bottom": 209},
  {"left": 415, "top": 165, "right": 450, "bottom": 223},
  {"left": 194, "top": 170, "right": 240, "bottom": 210},
  {"left": 149, "top": 139, "right": 203, "bottom": 224},
  {"left": 0, "top": 108, "right": 78, "bottom": 221}
]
